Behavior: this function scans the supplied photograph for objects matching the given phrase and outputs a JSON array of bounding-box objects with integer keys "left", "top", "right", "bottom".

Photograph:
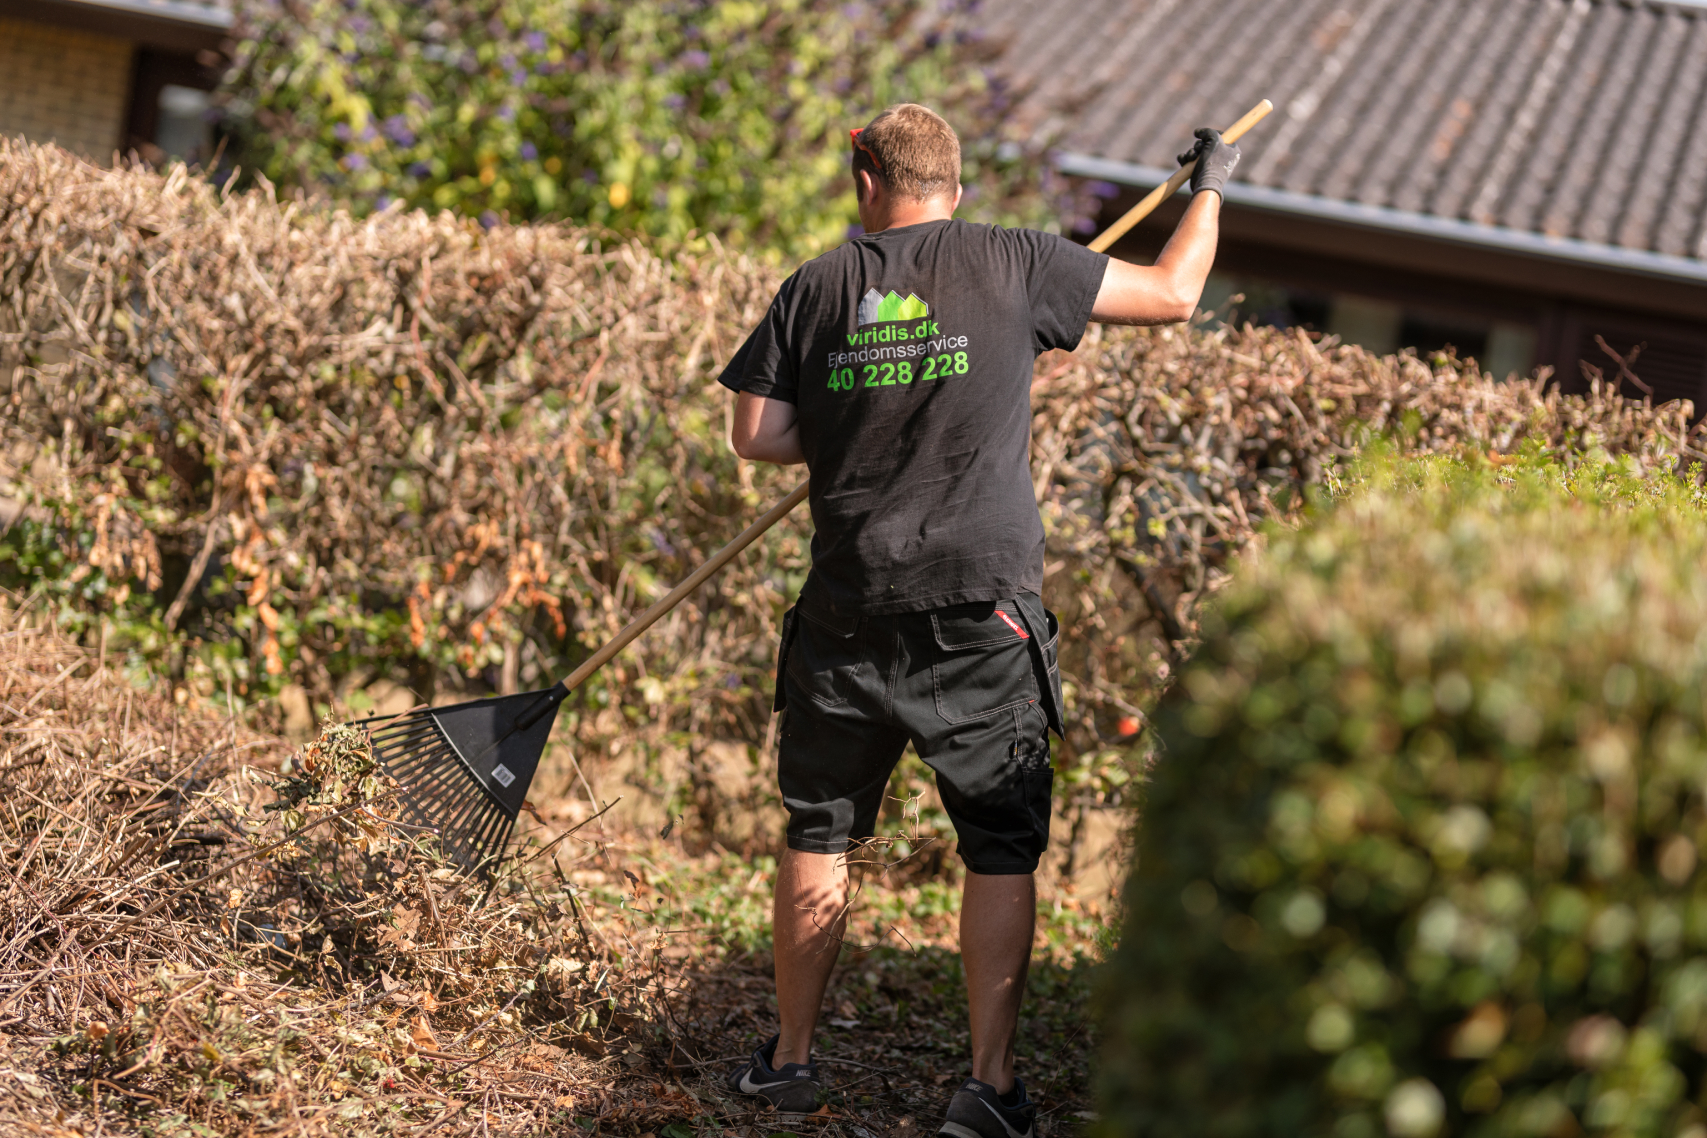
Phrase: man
[{"left": 718, "top": 103, "right": 1235, "bottom": 1137}]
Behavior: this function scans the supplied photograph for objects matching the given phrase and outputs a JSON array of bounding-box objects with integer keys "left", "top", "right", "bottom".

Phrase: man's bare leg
[
  {"left": 772, "top": 849, "right": 849, "bottom": 1068},
  {"left": 962, "top": 870, "right": 1037, "bottom": 1093}
]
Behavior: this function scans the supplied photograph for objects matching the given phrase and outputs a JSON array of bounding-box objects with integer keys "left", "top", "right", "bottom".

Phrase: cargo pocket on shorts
[
  {"left": 785, "top": 607, "right": 862, "bottom": 708},
  {"left": 1013, "top": 703, "right": 1055, "bottom": 847},
  {"left": 930, "top": 600, "right": 1040, "bottom": 724}
]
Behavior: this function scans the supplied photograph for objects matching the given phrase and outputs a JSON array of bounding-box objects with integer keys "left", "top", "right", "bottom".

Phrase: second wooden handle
[{"left": 1086, "top": 98, "right": 1273, "bottom": 254}]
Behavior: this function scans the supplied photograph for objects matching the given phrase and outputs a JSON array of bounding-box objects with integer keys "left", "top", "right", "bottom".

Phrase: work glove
[{"left": 1176, "top": 127, "right": 1240, "bottom": 198}]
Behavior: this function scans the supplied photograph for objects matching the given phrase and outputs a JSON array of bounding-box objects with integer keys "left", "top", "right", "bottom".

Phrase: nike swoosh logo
[
  {"left": 977, "top": 1098, "right": 1033, "bottom": 1138},
  {"left": 738, "top": 1070, "right": 790, "bottom": 1094}
]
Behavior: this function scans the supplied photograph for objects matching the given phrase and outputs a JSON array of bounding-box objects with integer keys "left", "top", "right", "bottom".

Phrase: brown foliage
[
  {"left": 0, "top": 597, "right": 730, "bottom": 1136},
  {"left": 3, "top": 138, "right": 1703, "bottom": 853}
]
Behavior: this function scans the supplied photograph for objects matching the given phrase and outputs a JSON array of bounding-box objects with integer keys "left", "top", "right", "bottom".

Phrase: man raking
[{"left": 718, "top": 103, "right": 1236, "bottom": 1138}]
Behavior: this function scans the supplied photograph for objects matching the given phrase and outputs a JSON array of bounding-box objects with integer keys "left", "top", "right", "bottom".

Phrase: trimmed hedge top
[{"left": 1103, "top": 454, "right": 1707, "bottom": 1138}]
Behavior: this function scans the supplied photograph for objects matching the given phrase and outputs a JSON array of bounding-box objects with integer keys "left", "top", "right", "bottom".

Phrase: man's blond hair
[{"left": 852, "top": 104, "right": 961, "bottom": 202}]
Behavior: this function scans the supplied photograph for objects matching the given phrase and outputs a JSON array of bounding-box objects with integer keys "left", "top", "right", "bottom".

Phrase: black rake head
[{"left": 367, "top": 683, "right": 567, "bottom": 876}]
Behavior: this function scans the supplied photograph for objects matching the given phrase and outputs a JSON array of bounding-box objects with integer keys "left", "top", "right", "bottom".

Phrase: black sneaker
[
  {"left": 938, "top": 1077, "right": 1037, "bottom": 1138},
  {"left": 726, "top": 1034, "right": 824, "bottom": 1113}
]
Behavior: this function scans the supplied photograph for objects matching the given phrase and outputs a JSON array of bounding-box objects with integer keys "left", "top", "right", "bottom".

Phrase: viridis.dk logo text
[{"left": 850, "top": 288, "right": 939, "bottom": 344}]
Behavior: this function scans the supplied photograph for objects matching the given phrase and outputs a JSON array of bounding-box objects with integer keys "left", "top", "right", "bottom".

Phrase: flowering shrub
[{"left": 217, "top": 0, "right": 1055, "bottom": 259}]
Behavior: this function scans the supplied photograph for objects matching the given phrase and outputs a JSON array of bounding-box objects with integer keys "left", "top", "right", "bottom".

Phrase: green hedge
[{"left": 1102, "top": 453, "right": 1707, "bottom": 1138}]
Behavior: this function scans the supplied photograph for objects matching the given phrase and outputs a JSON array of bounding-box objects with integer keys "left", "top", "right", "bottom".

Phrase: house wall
[{"left": 0, "top": 17, "right": 133, "bottom": 161}]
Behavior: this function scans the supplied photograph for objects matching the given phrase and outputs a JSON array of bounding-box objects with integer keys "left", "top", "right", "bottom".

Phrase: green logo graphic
[{"left": 858, "top": 288, "right": 928, "bottom": 326}]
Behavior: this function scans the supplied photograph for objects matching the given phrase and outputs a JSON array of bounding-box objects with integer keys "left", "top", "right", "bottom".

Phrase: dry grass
[{"left": 0, "top": 594, "right": 1106, "bottom": 1137}]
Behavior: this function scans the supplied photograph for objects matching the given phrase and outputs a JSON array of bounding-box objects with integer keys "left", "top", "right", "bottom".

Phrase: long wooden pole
[{"left": 1087, "top": 98, "right": 1274, "bottom": 254}]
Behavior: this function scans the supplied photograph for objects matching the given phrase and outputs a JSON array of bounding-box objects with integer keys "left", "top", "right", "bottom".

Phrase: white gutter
[
  {"left": 61, "top": 0, "right": 232, "bottom": 29},
  {"left": 1055, "top": 153, "right": 1707, "bottom": 289}
]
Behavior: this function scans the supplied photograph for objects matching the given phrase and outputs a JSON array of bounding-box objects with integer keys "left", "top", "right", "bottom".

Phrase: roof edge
[
  {"left": 0, "top": 0, "right": 232, "bottom": 53},
  {"left": 60, "top": 0, "right": 230, "bottom": 29},
  {"left": 1057, "top": 153, "right": 1707, "bottom": 289}
]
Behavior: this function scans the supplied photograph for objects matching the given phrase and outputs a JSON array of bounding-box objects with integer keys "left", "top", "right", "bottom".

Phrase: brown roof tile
[{"left": 980, "top": 0, "right": 1707, "bottom": 265}]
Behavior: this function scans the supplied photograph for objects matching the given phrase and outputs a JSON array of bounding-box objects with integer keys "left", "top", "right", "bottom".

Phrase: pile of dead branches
[
  {"left": 3, "top": 138, "right": 1702, "bottom": 850},
  {"left": 0, "top": 595, "right": 732, "bottom": 1137}
]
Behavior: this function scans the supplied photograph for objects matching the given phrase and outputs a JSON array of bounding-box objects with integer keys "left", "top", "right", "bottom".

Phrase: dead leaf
[
  {"left": 417, "top": 989, "right": 440, "bottom": 1013},
  {"left": 379, "top": 970, "right": 400, "bottom": 993},
  {"left": 379, "top": 905, "right": 421, "bottom": 950},
  {"left": 554, "top": 1094, "right": 575, "bottom": 1110},
  {"left": 411, "top": 1015, "right": 439, "bottom": 1052}
]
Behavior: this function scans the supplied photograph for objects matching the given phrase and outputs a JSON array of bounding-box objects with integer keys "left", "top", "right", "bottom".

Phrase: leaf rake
[{"left": 365, "top": 481, "right": 810, "bottom": 875}]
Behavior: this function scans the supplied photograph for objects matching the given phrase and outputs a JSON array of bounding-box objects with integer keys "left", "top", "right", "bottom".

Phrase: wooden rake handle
[
  {"left": 552, "top": 479, "right": 810, "bottom": 695},
  {"left": 1086, "top": 98, "right": 1274, "bottom": 254}
]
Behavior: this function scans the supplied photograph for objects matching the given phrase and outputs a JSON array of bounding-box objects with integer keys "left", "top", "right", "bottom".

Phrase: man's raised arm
[{"left": 1089, "top": 128, "right": 1238, "bottom": 327}]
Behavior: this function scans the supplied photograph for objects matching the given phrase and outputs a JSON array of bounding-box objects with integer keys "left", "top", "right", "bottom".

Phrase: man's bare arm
[
  {"left": 731, "top": 391, "right": 806, "bottom": 465},
  {"left": 1089, "top": 190, "right": 1221, "bottom": 327}
]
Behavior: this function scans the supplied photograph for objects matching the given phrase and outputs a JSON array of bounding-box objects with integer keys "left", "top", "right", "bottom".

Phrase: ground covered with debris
[{"left": 0, "top": 602, "right": 1109, "bottom": 1137}]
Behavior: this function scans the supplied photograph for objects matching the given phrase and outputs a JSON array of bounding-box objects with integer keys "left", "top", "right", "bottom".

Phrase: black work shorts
[{"left": 773, "top": 593, "right": 1063, "bottom": 876}]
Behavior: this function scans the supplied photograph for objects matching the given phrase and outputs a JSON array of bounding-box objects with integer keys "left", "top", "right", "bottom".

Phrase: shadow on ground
[{"left": 621, "top": 945, "right": 1100, "bottom": 1137}]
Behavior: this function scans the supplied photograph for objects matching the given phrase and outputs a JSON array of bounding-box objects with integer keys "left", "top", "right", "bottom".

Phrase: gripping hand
[{"left": 1176, "top": 127, "right": 1240, "bottom": 198}]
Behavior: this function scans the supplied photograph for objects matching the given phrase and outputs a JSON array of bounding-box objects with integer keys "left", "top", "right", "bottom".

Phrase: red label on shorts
[{"left": 996, "top": 610, "right": 1030, "bottom": 639}]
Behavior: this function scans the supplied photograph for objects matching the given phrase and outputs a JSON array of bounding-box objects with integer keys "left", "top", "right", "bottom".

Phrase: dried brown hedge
[
  {"left": 3, "top": 138, "right": 1702, "bottom": 856},
  {"left": 0, "top": 597, "right": 740, "bottom": 1137}
]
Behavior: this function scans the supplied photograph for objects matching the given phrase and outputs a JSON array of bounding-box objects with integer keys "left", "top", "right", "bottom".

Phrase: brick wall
[{"left": 0, "top": 19, "right": 133, "bottom": 162}]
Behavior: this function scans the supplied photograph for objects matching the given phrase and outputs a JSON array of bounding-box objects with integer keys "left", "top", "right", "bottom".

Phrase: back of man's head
[{"left": 852, "top": 104, "right": 961, "bottom": 202}]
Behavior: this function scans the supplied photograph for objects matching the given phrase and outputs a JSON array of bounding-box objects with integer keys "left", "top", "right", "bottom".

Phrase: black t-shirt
[{"left": 717, "top": 218, "right": 1107, "bottom": 615}]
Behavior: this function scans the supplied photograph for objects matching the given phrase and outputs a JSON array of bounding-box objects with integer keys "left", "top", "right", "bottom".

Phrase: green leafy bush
[
  {"left": 1103, "top": 453, "right": 1707, "bottom": 1137},
  {"left": 217, "top": 0, "right": 1052, "bottom": 259}
]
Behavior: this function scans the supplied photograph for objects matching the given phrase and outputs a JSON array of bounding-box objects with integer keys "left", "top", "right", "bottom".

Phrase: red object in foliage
[{"left": 1116, "top": 716, "right": 1141, "bottom": 737}]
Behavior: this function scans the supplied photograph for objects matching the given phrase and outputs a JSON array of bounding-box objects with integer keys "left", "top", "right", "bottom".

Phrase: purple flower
[
  {"left": 846, "top": 223, "right": 864, "bottom": 238},
  {"left": 723, "top": 673, "right": 740, "bottom": 690},
  {"left": 663, "top": 93, "right": 686, "bottom": 111},
  {"left": 679, "top": 49, "right": 710, "bottom": 69},
  {"left": 1072, "top": 216, "right": 1096, "bottom": 234},
  {"left": 524, "top": 31, "right": 546, "bottom": 52},
  {"left": 333, "top": 122, "right": 352, "bottom": 142},
  {"left": 349, "top": 14, "right": 370, "bottom": 33},
  {"left": 500, "top": 53, "right": 517, "bottom": 70},
  {"left": 479, "top": 210, "right": 500, "bottom": 230},
  {"left": 648, "top": 528, "right": 677, "bottom": 556},
  {"left": 382, "top": 114, "right": 414, "bottom": 146},
  {"left": 408, "top": 160, "right": 432, "bottom": 177},
  {"left": 509, "top": 68, "right": 527, "bottom": 86},
  {"left": 498, "top": 104, "right": 516, "bottom": 121},
  {"left": 343, "top": 153, "right": 368, "bottom": 171},
  {"left": 519, "top": 141, "right": 538, "bottom": 160},
  {"left": 374, "top": 193, "right": 392, "bottom": 210},
  {"left": 1087, "top": 180, "right": 1120, "bottom": 199}
]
